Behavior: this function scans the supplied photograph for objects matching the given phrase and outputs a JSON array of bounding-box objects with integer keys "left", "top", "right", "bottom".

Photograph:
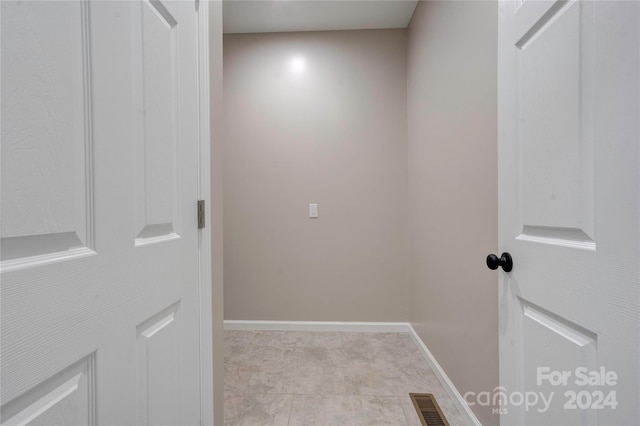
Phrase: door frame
[{"left": 196, "top": 1, "right": 214, "bottom": 424}]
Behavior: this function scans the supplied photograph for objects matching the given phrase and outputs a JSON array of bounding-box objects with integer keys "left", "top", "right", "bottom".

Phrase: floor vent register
[{"left": 409, "top": 393, "right": 450, "bottom": 426}]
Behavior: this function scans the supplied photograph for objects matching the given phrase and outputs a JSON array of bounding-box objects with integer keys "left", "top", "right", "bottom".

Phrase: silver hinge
[{"left": 197, "top": 200, "right": 205, "bottom": 229}]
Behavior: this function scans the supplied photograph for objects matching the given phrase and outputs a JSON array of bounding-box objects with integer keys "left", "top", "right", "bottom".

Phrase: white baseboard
[
  {"left": 406, "top": 324, "right": 481, "bottom": 426},
  {"left": 223, "top": 320, "right": 409, "bottom": 333},
  {"left": 222, "top": 320, "right": 479, "bottom": 426}
]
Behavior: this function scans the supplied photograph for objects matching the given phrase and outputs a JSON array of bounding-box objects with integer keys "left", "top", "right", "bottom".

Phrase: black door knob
[{"left": 486, "top": 252, "right": 513, "bottom": 272}]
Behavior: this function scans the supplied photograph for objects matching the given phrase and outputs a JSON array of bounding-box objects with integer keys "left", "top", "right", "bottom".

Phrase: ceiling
[{"left": 223, "top": 0, "right": 419, "bottom": 34}]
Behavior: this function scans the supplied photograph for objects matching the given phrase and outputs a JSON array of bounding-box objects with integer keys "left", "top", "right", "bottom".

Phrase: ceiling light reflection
[{"left": 290, "top": 57, "right": 306, "bottom": 73}]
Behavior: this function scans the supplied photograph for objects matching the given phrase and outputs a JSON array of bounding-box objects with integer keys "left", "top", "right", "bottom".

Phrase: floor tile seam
[
  {"left": 233, "top": 384, "right": 450, "bottom": 399},
  {"left": 238, "top": 391, "right": 303, "bottom": 396},
  {"left": 223, "top": 393, "right": 412, "bottom": 425},
  {"left": 235, "top": 391, "right": 414, "bottom": 398},
  {"left": 347, "top": 388, "right": 448, "bottom": 399},
  {"left": 285, "top": 394, "right": 409, "bottom": 425},
  {"left": 286, "top": 392, "right": 295, "bottom": 426},
  {"left": 230, "top": 363, "right": 408, "bottom": 370},
  {"left": 399, "top": 397, "right": 418, "bottom": 426},
  {"left": 240, "top": 392, "right": 409, "bottom": 398}
]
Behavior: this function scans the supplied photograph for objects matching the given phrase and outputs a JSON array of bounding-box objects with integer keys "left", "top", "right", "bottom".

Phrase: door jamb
[{"left": 196, "top": 1, "right": 213, "bottom": 424}]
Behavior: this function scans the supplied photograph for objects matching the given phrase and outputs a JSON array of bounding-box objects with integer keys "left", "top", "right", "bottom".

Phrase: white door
[
  {"left": 498, "top": 0, "right": 639, "bottom": 425},
  {"left": 1, "top": 1, "right": 203, "bottom": 424}
]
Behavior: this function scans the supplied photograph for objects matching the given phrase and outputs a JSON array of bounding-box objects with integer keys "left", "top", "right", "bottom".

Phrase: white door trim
[{"left": 196, "top": 1, "right": 213, "bottom": 424}]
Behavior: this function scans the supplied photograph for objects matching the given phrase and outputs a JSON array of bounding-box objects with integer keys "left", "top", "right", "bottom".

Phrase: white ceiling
[{"left": 223, "top": 1, "right": 419, "bottom": 34}]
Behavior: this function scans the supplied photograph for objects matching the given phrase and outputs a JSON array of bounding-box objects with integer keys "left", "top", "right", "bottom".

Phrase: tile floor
[{"left": 224, "top": 330, "right": 467, "bottom": 425}]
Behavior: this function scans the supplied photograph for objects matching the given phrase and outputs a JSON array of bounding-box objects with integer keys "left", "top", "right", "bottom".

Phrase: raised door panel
[
  {"left": 0, "top": 355, "right": 96, "bottom": 426},
  {"left": 133, "top": 0, "right": 180, "bottom": 246},
  {"left": 514, "top": 0, "right": 596, "bottom": 248},
  {"left": 136, "top": 303, "right": 182, "bottom": 426},
  {"left": 519, "top": 301, "right": 598, "bottom": 425},
  {"left": 1, "top": 1, "right": 94, "bottom": 270}
]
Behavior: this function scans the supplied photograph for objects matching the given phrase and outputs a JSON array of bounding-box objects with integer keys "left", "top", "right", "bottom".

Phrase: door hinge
[{"left": 197, "top": 200, "right": 205, "bottom": 229}]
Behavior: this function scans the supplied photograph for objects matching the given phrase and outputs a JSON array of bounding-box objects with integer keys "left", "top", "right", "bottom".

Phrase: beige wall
[
  {"left": 223, "top": 30, "right": 408, "bottom": 321},
  {"left": 209, "top": 2, "right": 224, "bottom": 424},
  {"left": 222, "top": 8, "right": 499, "bottom": 423},
  {"left": 406, "top": 2, "right": 498, "bottom": 424}
]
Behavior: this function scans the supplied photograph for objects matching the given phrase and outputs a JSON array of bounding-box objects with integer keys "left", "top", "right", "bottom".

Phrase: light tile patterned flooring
[{"left": 224, "top": 330, "right": 467, "bottom": 425}]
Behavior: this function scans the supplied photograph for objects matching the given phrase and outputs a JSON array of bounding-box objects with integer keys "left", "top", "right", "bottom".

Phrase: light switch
[{"left": 309, "top": 203, "right": 318, "bottom": 218}]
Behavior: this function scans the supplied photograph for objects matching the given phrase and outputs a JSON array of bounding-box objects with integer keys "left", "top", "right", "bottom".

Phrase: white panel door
[
  {"left": 1, "top": 1, "right": 202, "bottom": 424},
  {"left": 498, "top": 1, "right": 639, "bottom": 425}
]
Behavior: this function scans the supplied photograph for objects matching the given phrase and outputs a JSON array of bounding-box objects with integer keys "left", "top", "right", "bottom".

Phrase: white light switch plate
[{"left": 309, "top": 203, "right": 318, "bottom": 218}]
